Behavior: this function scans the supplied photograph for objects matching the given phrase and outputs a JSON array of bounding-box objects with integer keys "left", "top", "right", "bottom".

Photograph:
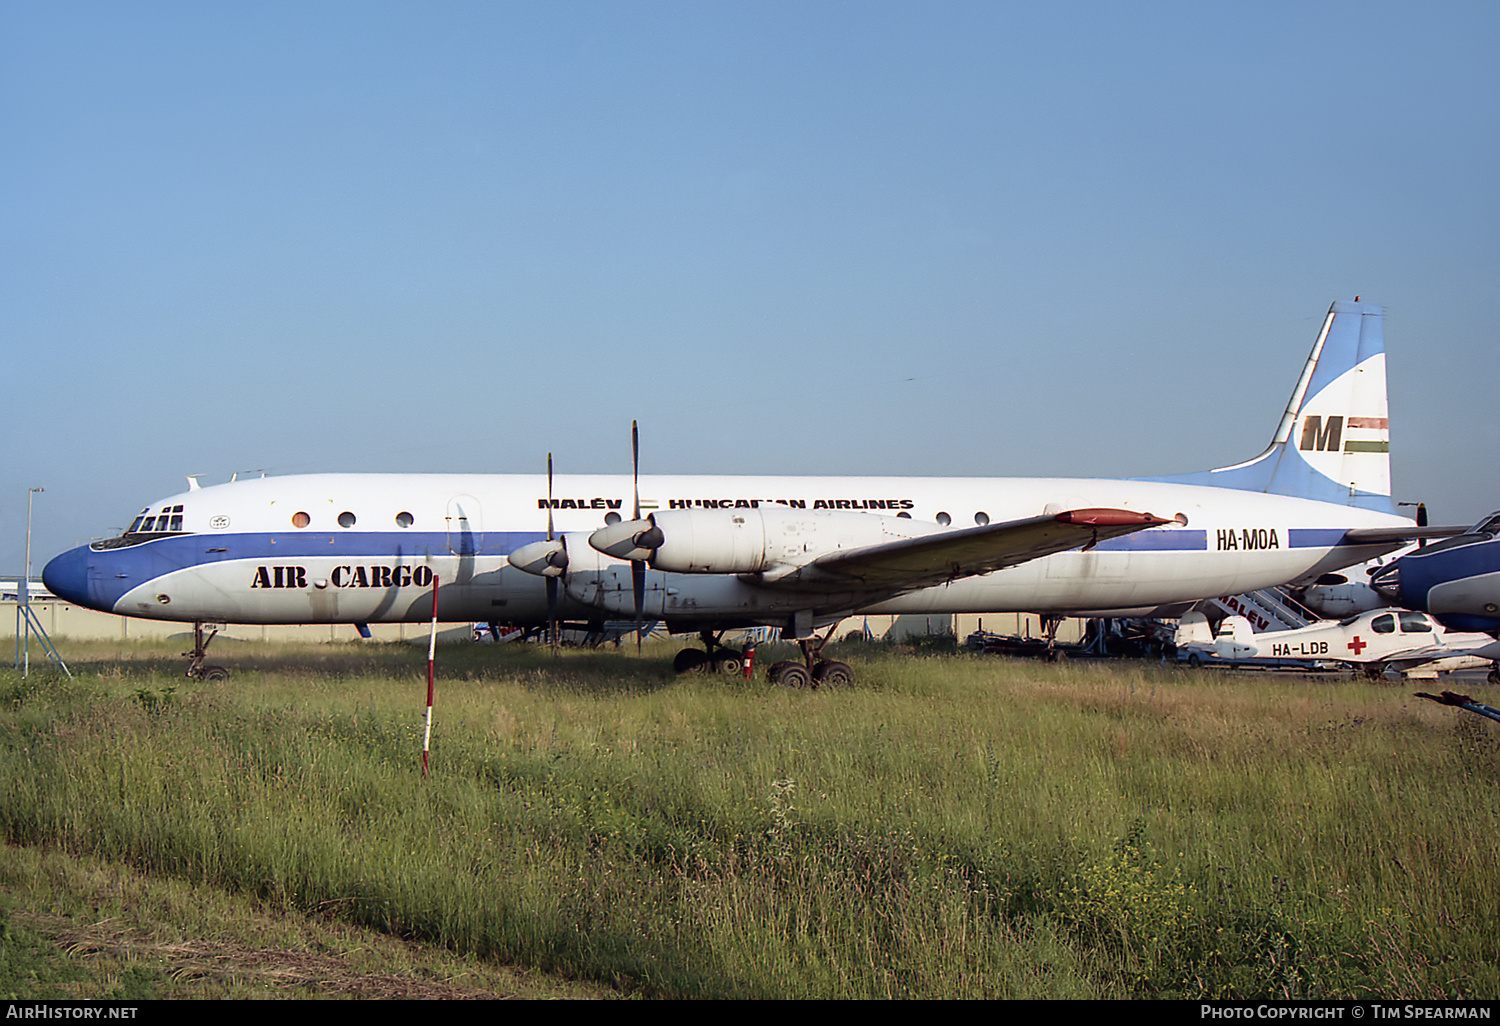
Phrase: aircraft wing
[
  {"left": 1385, "top": 638, "right": 1500, "bottom": 670},
  {"left": 760, "top": 508, "right": 1175, "bottom": 593}
]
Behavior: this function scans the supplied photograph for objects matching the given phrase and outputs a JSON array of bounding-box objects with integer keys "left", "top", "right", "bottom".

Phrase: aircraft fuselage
[{"left": 43, "top": 471, "right": 1411, "bottom": 632}]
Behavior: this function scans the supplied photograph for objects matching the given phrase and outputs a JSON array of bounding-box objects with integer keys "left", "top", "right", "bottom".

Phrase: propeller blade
[
  {"left": 631, "top": 420, "right": 644, "bottom": 653},
  {"left": 546, "top": 575, "right": 558, "bottom": 649},
  {"left": 633, "top": 559, "right": 646, "bottom": 654},
  {"left": 547, "top": 453, "right": 555, "bottom": 541},
  {"left": 546, "top": 454, "right": 558, "bottom": 650}
]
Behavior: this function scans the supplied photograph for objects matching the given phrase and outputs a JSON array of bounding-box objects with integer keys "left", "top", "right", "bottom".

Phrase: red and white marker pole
[{"left": 422, "top": 575, "right": 439, "bottom": 778}]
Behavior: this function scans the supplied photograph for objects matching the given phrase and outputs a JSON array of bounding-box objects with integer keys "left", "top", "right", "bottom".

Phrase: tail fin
[
  {"left": 1154, "top": 299, "right": 1394, "bottom": 513},
  {"left": 1174, "top": 610, "right": 1214, "bottom": 646}
]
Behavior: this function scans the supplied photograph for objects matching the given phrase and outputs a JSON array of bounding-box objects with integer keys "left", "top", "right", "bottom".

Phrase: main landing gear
[
  {"left": 765, "top": 625, "right": 854, "bottom": 689},
  {"left": 184, "top": 622, "right": 229, "bottom": 681},
  {"left": 672, "top": 630, "right": 747, "bottom": 676},
  {"left": 1040, "top": 614, "right": 1067, "bottom": 663},
  {"left": 671, "top": 627, "right": 856, "bottom": 688}
]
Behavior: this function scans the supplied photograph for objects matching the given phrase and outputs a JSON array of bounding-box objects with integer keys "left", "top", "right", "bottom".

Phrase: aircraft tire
[
  {"left": 777, "top": 663, "right": 811, "bottom": 689},
  {"left": 1187, "top": 654, "right": 1202, "bottom": 669},
  {"left": 1489, "top": 663, "right": 1500, "bottom": 686},
  {"left": 673, "top": 648, "right": 711, "bottom": 674},
  {"left": 715, "top": 650, "right": 744, "bottom": 676},
  {"left": 813, "top": 659, "right": 854, "bottom": 687},
  {"left": 1362, "top": 662, "right": 1388, "bottom": 680},
  {"left": 202, "top": 665, "right": 229, "bottom": 682},
  {"left": 765, "top": 659, "right": 795, "bottom": 685}
]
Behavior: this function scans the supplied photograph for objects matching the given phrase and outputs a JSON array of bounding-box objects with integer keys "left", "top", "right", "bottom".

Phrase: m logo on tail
[{"left": 1300, "top": 415, "right": 1344, "bottom": 453}]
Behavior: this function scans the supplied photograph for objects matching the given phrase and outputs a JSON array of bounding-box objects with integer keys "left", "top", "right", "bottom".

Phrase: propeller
[
  {"left": 631, "top": 422, "right": 646, "bottom": 653},
  {"left": 546, "top": 453, "right": 562, "bottom": 650},
  {"left": 504, "top": 453, "right": 571, "bottom": 648}
]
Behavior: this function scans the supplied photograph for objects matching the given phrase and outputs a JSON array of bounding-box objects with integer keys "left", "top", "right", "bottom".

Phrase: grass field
[{"left": 2, "top": 637, "right": 1497, "bottom": 999}]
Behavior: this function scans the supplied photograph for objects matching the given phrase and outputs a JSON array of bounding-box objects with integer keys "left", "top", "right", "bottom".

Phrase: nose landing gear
[{"left": 184, "top": 622, "right": 229, "bottom": 681}]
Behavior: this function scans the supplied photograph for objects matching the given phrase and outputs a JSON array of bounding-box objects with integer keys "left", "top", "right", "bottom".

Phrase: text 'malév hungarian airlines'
[{"left": 45, "top": 299, "right": 1429, "bottom": 682}]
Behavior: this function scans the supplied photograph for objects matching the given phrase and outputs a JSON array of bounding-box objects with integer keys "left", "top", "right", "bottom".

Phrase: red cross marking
[{"left": 1347, "top": 635, "right": 1367, "bottom": 656}]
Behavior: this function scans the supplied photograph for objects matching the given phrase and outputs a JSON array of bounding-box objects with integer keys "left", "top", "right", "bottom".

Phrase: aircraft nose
[{"left": 42, "top": 546, "right": 92, "bottom": 608}]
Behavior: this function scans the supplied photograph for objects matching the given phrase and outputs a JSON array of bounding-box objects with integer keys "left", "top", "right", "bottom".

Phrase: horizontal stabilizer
[{"left": 1340, "top": 525, "right": 1467, "bottom": 545}]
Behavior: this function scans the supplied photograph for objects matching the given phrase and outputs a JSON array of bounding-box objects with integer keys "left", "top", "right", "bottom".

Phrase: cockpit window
[
  {"left": 92, "top": 504, "right": 191, "bottom": 550},
  {"left": 135, "top": 506, "right": 185, "bottom": 534},
  {"left": 1398, "top": 611, "right": 1432, "bottom": 633}
]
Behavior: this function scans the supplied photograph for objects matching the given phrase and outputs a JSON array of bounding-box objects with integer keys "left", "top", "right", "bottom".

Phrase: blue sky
[{"left": 4, "top": 1, "right": 1497, "bottom": 572}]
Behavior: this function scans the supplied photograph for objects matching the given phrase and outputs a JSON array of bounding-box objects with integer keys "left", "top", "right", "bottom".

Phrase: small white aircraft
[
  {"left": 44, "top": 299, "right": 1437, "bottom": 685},
  {"left": 1175, "top": 608, "right": 1498, "bottom": 679}
]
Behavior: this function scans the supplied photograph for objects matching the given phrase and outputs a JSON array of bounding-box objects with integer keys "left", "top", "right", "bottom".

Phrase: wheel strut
[{"left": 184, "top": 622, "right": 229, "bottom": 681}]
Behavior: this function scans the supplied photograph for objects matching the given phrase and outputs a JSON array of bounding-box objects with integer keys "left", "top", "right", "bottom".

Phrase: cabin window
[
  {"left": 936, "top": 512, "right": 952, "bottom": 526},
  {"left": 1371, "top": 613, "right": 1396, "bottom": 634},
  {"left": 395, "top": 511, "right": 414, "bottom": 528},
  {"left": 338, "top": 511, "right": 357, "bottom": 528},
  {"left": 292, "top": 512, "right": 311, "bottom": 528}
]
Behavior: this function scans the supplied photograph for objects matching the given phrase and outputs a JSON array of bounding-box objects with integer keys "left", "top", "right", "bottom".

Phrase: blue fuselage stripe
[
  {"left": 1288, "top": 528, "right": 1351, "bottom": 548},
  {"left": 1092, "top": 530, "right": 1207, "bottom": 552},
  {"left": 80, "top": 531, "right": 545, "bottom": 609}
]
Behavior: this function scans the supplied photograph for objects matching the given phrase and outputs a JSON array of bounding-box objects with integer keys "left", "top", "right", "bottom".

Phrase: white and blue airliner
[{"left": 45, "top": 300, "right": 1434, "bottom": 684}]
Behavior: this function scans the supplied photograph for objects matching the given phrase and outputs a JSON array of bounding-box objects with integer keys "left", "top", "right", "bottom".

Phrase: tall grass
[{"left": 2, "top": 642, "right": 1496, "bottom": 998}]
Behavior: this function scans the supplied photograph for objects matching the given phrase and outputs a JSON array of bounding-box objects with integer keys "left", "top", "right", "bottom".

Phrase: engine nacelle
[{"left": 590, "top": 506, "right": 933, "bottom": 575}]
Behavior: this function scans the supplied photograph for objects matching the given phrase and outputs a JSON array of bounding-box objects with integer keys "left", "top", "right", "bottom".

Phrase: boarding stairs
[{"left": 1203, "top": 587, "right": 1321, "bottom": 633}]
